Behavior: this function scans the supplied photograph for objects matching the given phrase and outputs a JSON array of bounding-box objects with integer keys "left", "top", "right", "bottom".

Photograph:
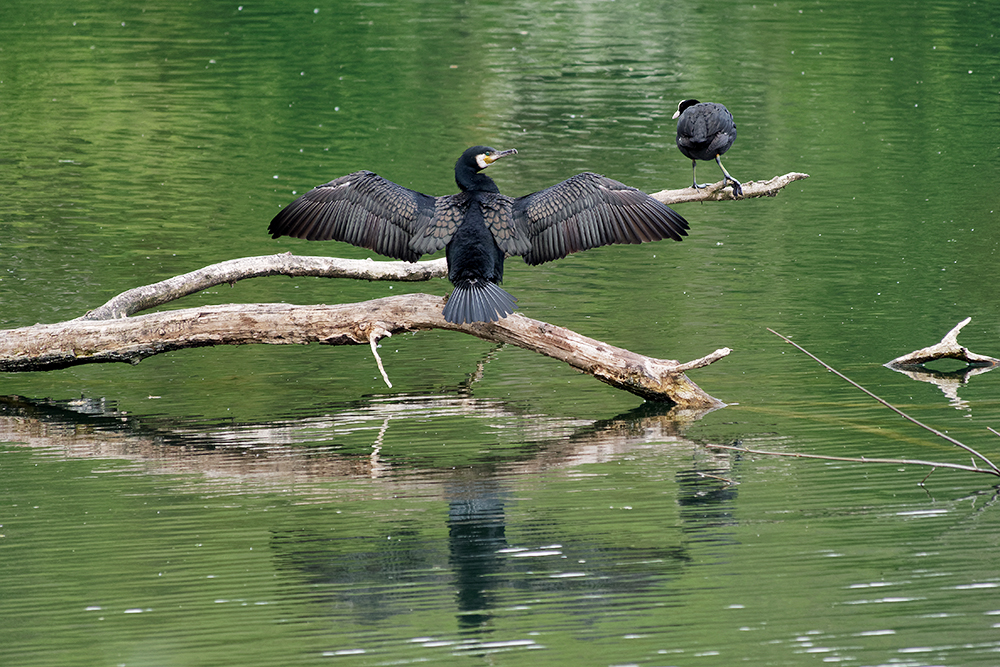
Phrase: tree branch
[
  {"left": 651, "top": 172, "right": 810, "bottom": 203},
  {"left": 706, "top": 442, "right": 1000, "bottom": 479},
  {"left": 0, "top": 295, "right": 729, "bottom": 408},
  {"left": 80, "top": 254, "right": 449, "bottom": 320},
  {"left": 768, "top": 327, "right": 1000, "bottom": 477}
]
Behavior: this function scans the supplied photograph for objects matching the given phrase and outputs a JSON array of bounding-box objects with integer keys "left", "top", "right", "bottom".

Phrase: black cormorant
[
  {"left": 673, "top": 99, "right": 743, "bottom": 197},
  {"left": 268, "top": 146, "right": 690, "bottom": 324}
]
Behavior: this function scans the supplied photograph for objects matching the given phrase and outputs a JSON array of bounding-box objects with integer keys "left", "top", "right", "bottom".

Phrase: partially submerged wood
[
  {"left": 884, "top": 318, "right": 999, "bottom": 409},
  {"left": 885, "top": 317, "right": 1000, "bottom": 370},
  {"left": 2, "top": 251, "right": 731, "bottom": 407},
  {"left": 768, "top": 327, "right": 1000, "bottom": 481},
  {"left": 0, "top": 295, "right": 730, "bottom": 408}
]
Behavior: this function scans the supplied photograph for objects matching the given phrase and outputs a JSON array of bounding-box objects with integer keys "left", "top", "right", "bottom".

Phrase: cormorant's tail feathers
[{"left": 443, "top": 280, "right": 517, "bottom": 324}]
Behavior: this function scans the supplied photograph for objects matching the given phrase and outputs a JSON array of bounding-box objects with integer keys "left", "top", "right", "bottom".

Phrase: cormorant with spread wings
[{"left": 268, "top": 146, "right": 689, "bottom": 324}]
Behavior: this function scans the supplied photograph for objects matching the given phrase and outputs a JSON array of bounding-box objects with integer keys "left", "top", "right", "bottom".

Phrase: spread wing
[
  {"left": 408, "top": 193, "right": 470, "bottom": 256},
  {"left": 267, "top": 171, "right": 439, "bottom": 262},
  {"left": 481, "top": 194, "right": 531, "bottom": 257},
  {"left": 512, "top": 172, "right": 689, "bottom": 265}
]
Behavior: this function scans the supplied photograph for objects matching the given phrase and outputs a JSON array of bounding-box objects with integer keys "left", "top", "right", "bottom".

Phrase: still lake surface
[{"left": 3, "top": 1, "right": 1000, "bottom": 665}]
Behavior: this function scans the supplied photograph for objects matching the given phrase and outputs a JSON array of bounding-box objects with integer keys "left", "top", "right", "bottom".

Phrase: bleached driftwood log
[
  {"left": 1, "top": 295, "right": 731, "bottom": 408},
  {"left": 883, "top": 318, "right": 999, "bottom": 410},
  {"left": 884, "top": 318, "right": 999, "bottom": 370},
  {"left": 651, "top": 172, "right": 810, "bottom": 203},
  {"left": 0, "top": 173, "right": 807, "bottom": 407}
]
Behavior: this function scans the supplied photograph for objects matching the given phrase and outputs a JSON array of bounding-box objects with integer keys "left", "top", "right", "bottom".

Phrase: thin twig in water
[
  {"left": 706, "top": 443, "right": 998, "bottom": 477},
  {"left": 696, "top": 471, "right": 738, "bottom": 485},
  {"left": 767, "top": 327, "right": 1000, "bottom": 476}
]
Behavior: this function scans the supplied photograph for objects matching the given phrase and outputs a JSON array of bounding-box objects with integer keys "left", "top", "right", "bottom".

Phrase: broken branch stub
[{"left": 885, "top": 318, "right": 1000, "bottom": 370}]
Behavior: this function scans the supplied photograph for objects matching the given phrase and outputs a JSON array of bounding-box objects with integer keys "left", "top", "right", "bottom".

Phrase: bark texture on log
[
  {"left": 651, "top": 172, "right": 809, "bottom": 204},
  {"left": 0, "top": 295, "right": 730, "bottom": 408}
]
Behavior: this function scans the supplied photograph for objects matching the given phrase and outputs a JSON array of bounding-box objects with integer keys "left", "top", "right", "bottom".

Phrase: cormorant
[
  {"left": 672, "top": 99, "right": 743, "bottom": 197},
  {"left": 268, "top": 146, "right": 690, "bottom": 324}
]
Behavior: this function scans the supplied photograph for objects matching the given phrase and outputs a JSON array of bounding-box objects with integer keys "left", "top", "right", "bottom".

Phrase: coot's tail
[{"left": 442, "top": 279, "right": 517, "bottom": 324}]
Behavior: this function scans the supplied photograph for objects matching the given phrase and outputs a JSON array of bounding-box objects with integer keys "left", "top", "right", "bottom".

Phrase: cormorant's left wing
[
  {"left": 511, "top": 172, "right": 689, "bottom": 266},
  {"left": 268, "top": 171, "right": 438, "bottom": 262},
  {"left": 407, "top": 193, "right": 470, "bottom": 256}
]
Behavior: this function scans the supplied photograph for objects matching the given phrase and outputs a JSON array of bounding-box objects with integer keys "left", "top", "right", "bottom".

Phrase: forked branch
[{"left": 885, "top": 317, "right": 1000, "bottom": 370}]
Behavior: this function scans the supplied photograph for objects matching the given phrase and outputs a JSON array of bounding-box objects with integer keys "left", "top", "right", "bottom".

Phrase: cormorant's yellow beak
[{"left": 480, "top": 148, "right": 518, "bottom": 167}]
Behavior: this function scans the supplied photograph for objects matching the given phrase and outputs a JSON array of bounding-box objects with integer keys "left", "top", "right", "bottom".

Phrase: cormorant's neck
[{"left": 456, "top": 169, "right": 500, "bottom": 193}]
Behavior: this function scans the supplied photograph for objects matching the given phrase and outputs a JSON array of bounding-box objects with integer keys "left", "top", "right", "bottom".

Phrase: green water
[{"left": 3, "top": 1, "right": 1000, "bottom": 665}]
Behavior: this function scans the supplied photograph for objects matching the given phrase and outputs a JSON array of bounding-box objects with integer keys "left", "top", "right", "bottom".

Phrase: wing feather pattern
[
  {"left": 269, "top": 169, "right": 692, "bottom": 272},
  {"left": 408, "top": 193, "right": 471, "bottom": 256},
  {"left": 481, "top": 194, "right": 530, "bottom": 257},
  {"left": 268, "top": 171, "right": 439, "bottom": 262},
  {"left": 512, "top": 172, "right": 690, "bottom": 265}
]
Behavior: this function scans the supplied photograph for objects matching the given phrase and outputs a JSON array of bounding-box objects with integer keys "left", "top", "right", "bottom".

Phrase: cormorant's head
[
  {"left": 461, "top": 146, "right": 518, "bottom": 172},
  {"left": 672, "top": 99, "right": 700, "bottom": 119}
]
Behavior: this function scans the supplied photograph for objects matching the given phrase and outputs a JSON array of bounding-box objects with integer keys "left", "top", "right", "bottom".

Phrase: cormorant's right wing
[{"left": 512, "top": 172, "right": 690, "bottom": 266}]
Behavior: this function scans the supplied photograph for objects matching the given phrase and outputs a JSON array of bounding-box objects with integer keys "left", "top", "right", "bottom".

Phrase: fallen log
[{"left": 1, "top": 295, "right": 730, "bottom": 408}]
